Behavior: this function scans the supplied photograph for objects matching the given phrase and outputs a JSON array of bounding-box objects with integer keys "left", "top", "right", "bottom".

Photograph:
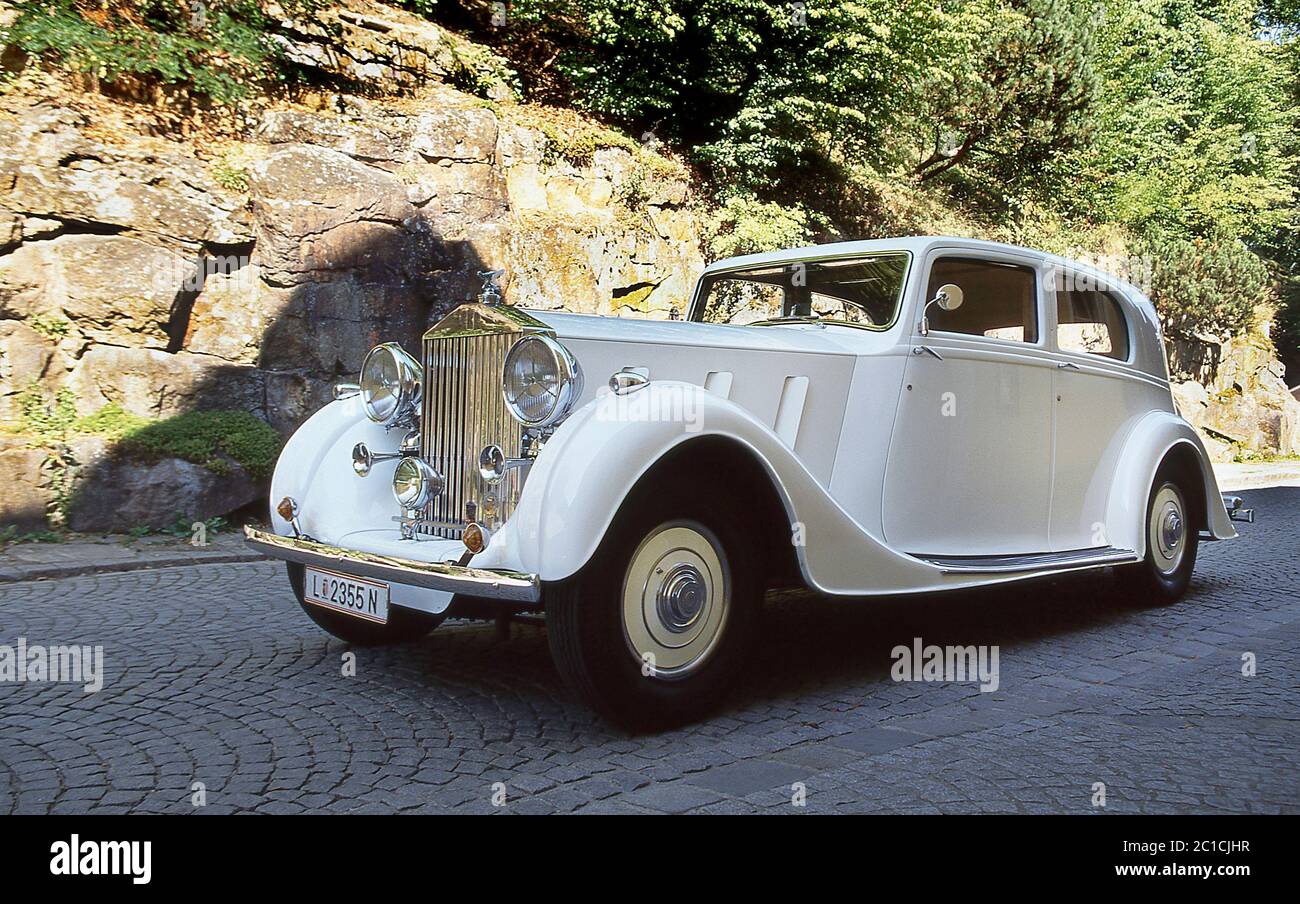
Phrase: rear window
[{"left": 1056, "top": 287, "right": 1130, "bottom": 361}]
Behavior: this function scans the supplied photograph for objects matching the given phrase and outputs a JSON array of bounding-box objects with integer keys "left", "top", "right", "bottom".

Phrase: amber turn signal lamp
[
  {"left": 276, "top": 496, "right": 299, "bottom": 523},
  {"left": 463, "top": 522, "right": 486, "bottom": 554}
]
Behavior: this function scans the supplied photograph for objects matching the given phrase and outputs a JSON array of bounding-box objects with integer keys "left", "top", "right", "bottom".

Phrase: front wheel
[
  {"left": 546, "top": 507, "right": 759, "bottom": 730},
  {"left": 287, "top": 563, "right": 443, "bottom": 645},
  {"left": 1120, "top": 476, "right": 1199, "bottom": 605}
]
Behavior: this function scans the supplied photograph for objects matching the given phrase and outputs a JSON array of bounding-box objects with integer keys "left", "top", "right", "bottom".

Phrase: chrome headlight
[
  {"left": 359, "top": 342, "right": 422, "bottom": 425},
  {"left": 502, "top": 335, "right": 583, "bottom": 428},
  {"left": 392, "top": 457, "right": 443, "bottom": 509}
]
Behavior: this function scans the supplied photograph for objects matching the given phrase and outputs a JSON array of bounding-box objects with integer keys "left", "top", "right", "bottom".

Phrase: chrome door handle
[
  {"left": 1057, "top": 361, "right": 1081, "bottom": 370},
  {"left": 912, "top": 345, "right": 944, "bottom": 361}
]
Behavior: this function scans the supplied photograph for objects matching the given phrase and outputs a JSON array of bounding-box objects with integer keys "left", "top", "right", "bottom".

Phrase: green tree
[
  {"left": 1072, "top": 0, "right": 1294, "bottom": 242},
  {"left": 500, "top": 0, "right": 1100, "bottom": 216},
  {"left": 909, "top": 0, "right": 1098, "bottom": 191},
  {"left": 1255, "top": 0, "right": 1300, "bottom": 376},
  {"left": 2, "top": 0, "right": 328, "bottom": 103}
]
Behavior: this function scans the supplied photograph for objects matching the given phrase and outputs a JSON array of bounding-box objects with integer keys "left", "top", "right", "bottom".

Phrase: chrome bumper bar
[
  {"left": 244, "top": 527, "right": 541, "bottom": 603},
  {"left": 1222, "top": 495, "right": 1256, "bottom": 524}
]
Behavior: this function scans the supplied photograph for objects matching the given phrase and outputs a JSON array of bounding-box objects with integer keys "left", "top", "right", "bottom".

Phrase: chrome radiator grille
[{"left": 418, "top": 330, "right": 525, "bottom": 539}]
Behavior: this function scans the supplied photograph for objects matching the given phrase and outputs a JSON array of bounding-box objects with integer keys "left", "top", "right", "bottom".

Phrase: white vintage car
[{"left": 246, "top": 236, "right": 1253, "bottom": 727}]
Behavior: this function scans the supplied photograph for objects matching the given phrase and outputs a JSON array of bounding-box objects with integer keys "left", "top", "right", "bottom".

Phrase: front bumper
[{"left": 244, "top": 526, "right": 541, "bottom": 603}]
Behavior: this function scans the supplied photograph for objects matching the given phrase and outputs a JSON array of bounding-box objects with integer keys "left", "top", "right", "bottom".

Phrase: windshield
[{"left": 692, "top": 253, "right": 910, "bottom": 329}]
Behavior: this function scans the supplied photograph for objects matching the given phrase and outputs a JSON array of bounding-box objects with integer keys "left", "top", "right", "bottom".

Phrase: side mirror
[
  {"left": 920, "top": 283, "right": 964, "bottom": 336},
  {"left": 935, "top": 283, "right": 964, "bottom": 311}
]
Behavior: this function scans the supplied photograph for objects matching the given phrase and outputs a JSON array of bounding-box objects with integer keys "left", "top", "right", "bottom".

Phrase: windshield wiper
[{"left": 750, "top": 314, "right": 827, "bottom": 328}]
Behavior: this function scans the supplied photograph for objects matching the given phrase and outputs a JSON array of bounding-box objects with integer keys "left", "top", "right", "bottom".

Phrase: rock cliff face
[
  {"left": 0, "top": 3, "right": 701, "bottom": 530},
  {"left": 1171, "top": 333, "right": 1300, "bottom": 462},
  {"left": 0, "top": 93, "right": 700, "bottom": 432}
]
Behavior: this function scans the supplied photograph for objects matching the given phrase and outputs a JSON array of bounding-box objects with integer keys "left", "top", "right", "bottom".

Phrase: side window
[
  {"left": 1056, "top": 286, "right": 1130, "bottom": 361},
  {"left": 925, "top": 258, "right": 1039, "bottom": 343}
]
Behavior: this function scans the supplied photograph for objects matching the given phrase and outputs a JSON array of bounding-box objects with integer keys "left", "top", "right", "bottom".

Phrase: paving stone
[
  {"left": 622, "top": 782, "right": 725, "bottom": 814},
  {"left": 686, "top": 759, "right": 810, "bottom": 796},
  {"left": 829, "top": 727, "right": 926, "bottom": 756}
]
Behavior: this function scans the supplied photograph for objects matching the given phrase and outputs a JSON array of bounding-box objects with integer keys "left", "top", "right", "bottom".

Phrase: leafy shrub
[
  {"left": 1142, "top": 236, "right": 1272, "bottom": 340},
  {"left": 2, "top": 0, "right": 326, "bottom": 103},
  {"left": 444, "top": 36, "right": 520, "bottom": 100},
  {"left": 17, "top": 384, "right": 78, "bottom": 441},
  {"left": 8, "top": 393, "right": 281, "bottom": 479},
  {"left": 0, "top": 525, "right": 64, "bottom": 546},
  {"left": 114, "top": 409, "right": 282, "bottom": 479},
  {"left": 211, "top": 152, "right": 251, "bottom": 192},
  {"left": 74, "top": 402, "right": 150, "bottom": 440},
  {"left": 27, "top": 313, "right": 71, "bottom": 339},
  {"left": 704, "top": 196, "right": 821, "bottom": 260}
]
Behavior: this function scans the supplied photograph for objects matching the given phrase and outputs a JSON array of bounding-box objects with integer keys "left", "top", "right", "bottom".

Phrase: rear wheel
[
  {"left": 287, "top": 563, "right": 443, "bottom": 645},
  {"left": 1121, "top": 473, "right": 1199, "bottom": 605},
  {"left": 546, "top": 496, "right": 759, "bottom": 730}
]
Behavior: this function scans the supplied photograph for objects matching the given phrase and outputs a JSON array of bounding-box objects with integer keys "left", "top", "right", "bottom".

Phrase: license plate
[{"left": 303, "top": 567, "right": 389, "bottom": 624}]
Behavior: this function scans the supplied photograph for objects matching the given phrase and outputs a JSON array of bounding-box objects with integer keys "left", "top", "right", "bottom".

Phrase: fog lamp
[{"left": 392, "top": 457, "right": 444, "bottom": 510}]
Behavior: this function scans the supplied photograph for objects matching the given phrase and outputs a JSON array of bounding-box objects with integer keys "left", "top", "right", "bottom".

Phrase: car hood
[{"left": 524, "top": 310, "right": 871, "bottom": 484}]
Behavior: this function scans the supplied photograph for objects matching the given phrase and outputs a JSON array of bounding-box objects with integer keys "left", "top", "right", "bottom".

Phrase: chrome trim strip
[
  {"left": 916, "top": 546, "right": 1140, "bottom": 575},
  {"left": 244, "top": 526, "right": 540, "bottom": 602}
]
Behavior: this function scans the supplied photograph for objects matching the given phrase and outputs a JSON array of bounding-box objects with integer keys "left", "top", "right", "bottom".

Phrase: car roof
[{"left": 702, "top": 236, "right": 1153, "bottom": 309}]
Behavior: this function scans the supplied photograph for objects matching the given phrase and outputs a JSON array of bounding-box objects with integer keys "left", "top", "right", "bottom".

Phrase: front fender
[
  {"left": 476, "top": 381, "right": 938, "bottom": 593},
  {"left": 267, "top": 395, "right": 406, "bottom": 543},
  {"left": 1104, "top": 410, "right": 1236, "bottom": 554}
]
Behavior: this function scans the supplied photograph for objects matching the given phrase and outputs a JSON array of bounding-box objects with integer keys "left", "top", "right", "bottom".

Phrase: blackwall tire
[
  {"left": 545, "top": 496, "right": 760, "bottom": 731},
  {"left": 1120, "top": 473, "right": 1199, "bottom": 606}
]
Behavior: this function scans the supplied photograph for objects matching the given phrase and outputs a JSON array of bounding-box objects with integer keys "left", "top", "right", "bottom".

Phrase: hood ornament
[{"left": 477, "top": 269, "right": 506, "bottom": 306}]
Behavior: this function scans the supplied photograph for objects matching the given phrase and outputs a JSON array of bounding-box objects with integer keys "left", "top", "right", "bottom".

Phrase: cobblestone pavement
[{"left": 1, "top": 488, "right": 1296, "bottom": 815}]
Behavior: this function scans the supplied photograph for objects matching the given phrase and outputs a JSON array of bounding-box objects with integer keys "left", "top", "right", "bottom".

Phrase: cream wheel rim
[
  {"left": 1149, "top": 483, "right": 1187, "bottom": 576},
  {"left": 622, "top": 521, "right": 730, "bottom": 679}
]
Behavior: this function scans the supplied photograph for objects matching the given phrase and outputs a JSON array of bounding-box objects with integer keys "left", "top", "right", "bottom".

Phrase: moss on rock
[{"left": 5, "top": 394, "right": 282, "bottom": 480}]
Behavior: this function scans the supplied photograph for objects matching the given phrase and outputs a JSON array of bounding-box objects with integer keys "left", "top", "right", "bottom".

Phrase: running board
[{"left": 915, "top": 547, "right": 1140, "bottom": 575}]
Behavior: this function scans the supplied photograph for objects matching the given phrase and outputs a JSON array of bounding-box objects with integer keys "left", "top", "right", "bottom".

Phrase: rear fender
[{"left": 1104, "top": 410, "right": 1236, "bottom": 554}]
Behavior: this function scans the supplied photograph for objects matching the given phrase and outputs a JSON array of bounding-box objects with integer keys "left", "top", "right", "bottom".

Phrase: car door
[
  {"left": 882, "top": 252, "right": 1055, "bottom": 556},
  {"left": 1048, "top": 275, "right": 1152, "bottom": 551}
]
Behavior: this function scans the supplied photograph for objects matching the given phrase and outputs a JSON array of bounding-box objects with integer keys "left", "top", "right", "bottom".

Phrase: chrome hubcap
[
  {"left": 623, "top": 522, "right": 730, "bottom": 679},
  {"left": 656, "top": 563, "right": 708, "bottom": 633},
  {"left": 1149, "top": 484, "right": 1187, "bottom": 575},
  {"left": 1160, "top": 511, "right": 1183, "bottom": 554}
]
